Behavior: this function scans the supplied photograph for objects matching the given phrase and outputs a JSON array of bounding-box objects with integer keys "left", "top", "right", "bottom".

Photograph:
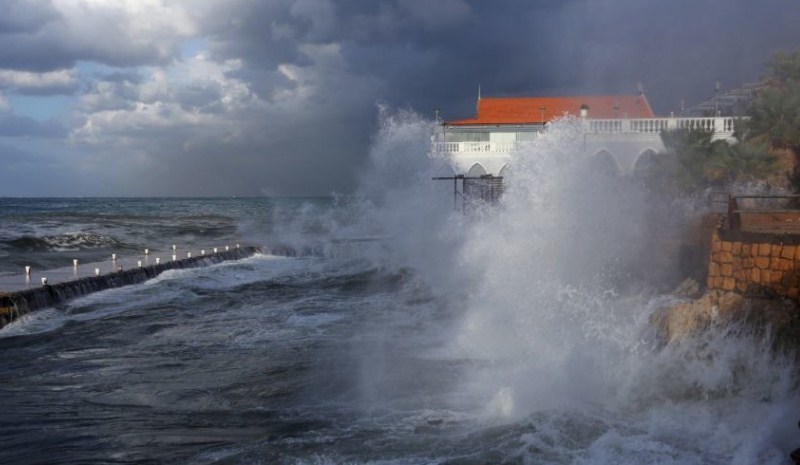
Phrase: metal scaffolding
[{"left": 432, "top": 174, "right": 504, "bottom": 213}]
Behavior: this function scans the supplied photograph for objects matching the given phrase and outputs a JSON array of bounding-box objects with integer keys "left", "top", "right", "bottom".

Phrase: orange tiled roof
[{"left": 446, "top": 95, "right": 655, "bottom": 125}]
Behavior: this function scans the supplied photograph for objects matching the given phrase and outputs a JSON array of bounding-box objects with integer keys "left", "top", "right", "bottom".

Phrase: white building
[{"left": 432, "top": 94, "right": 738, "bottom": 177}]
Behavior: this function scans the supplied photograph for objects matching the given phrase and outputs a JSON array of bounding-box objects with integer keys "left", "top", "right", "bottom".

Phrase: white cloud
[
  {"left": 70, "top": 53, "right": 264, "bottom": 147},
  {"left": 0, "top": 69, "right": 78, "bottom": 93},
  {"left": 0, "top": 92, "right": 10, "bottom": 113},
  {"left": 0, "top": 0, "right": 213, "bottom": 72},
  {"left": 71, "top": 40, "right": 381, "bottom": 149}
]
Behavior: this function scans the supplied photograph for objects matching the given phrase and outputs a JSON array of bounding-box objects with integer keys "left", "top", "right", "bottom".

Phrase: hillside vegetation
[{"left": 651, "top": 49, "right": 800, "bottom": 193}]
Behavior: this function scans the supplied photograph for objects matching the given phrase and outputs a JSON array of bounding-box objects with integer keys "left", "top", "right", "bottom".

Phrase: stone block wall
[{"left": 707, "top": 219, "right": 800, "bottom": 300}]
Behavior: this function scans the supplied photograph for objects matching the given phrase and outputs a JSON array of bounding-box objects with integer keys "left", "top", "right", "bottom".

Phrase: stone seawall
[
  {"left": 707, "top": 217, "right": 800, "bottom": 299},
  {"left": 0, "top": 246, "right": 262, "bottom": 329}
]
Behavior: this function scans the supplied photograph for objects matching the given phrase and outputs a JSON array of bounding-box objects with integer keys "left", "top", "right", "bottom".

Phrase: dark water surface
[
  {"left": 1, "top": 198, "right": 798, "bottom": 464},
  {"left": 0, "top": 197, "right": 332, "bottom": 274},
  {"left": 0, "top": 198, "right": 472, "bottom": 464}
]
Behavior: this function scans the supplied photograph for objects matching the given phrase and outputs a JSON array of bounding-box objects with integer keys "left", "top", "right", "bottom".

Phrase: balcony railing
[
  {"left": 588, "top": 116, "right": 737, "bottom": 134},
  {"left": 432, "top": 141, "right": 517, "bottom": 154},
  {"left": 433, "top": 117, "right": 742, "bottom": 154}
]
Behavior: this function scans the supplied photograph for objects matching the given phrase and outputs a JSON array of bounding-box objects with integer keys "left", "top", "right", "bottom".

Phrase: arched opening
[
  {"left": 498, "top": 163, "right": 512, "bottom": 179},
  {"left": 467, "top": 163, "right": 487, "bottom": 177},
  {"left": 633, "top": 149, "right": 659, "bottom": 179},
  {"left": 591, "top": 150, "right": 620, "bottom": 177},
  {"left": 434, "top": 164, "right": 457, "bottom": 178}
]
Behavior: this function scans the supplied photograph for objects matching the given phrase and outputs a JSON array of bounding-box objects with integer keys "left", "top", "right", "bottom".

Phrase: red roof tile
[{"left": 446, "top": 95, "right": 655, "bottom": 125}]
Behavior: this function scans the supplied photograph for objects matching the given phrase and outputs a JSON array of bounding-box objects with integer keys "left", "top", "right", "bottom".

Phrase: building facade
[{"left": 432, "top": 94, "right": 738, "bottom": 177}]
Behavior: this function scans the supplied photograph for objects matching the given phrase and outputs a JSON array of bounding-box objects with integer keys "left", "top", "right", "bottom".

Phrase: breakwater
[
  {"left": 707, "top": 215, "right": 800, "bottom": 300},
  {"left": 0, "top": 246, "right": 262, "bottom": 329}
]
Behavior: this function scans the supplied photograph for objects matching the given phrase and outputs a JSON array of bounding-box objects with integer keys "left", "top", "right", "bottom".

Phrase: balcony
[
  {"left": 588, "top": 116, "right": 737, "bottom": 134},
  {"left": 432, "top": 117, "right": 742, "bottom": 154}
]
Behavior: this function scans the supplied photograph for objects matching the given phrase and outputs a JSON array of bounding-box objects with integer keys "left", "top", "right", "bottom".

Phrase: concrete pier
[{"left": 0, "top": 246, "right": 262, "bottom": 330}]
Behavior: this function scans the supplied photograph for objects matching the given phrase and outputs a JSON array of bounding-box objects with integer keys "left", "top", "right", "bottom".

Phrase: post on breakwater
[{"left": 0, "top": 246, "right": 263, "bottom": 330}]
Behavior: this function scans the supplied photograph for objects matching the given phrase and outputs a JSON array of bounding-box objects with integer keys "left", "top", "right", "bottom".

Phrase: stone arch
[
  {"left": 435, "top": 164, "right": 457, "bottom": 177},
  {"left": 498, "top": 163, "right": 512, "bottom": 179},
  {"left": 467, "top": 163, "right": 487, "bottom": 177},
  {"left": 591, "top": 149, "right": 620, "bottom": 177},
  {"left": 632, "top": 148, "right": 659, "bottom": 179}
]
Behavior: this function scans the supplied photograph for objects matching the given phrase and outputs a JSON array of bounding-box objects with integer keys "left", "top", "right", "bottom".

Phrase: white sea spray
[{"left": 353, "top": 107, "right": 800, "bottom": 463}]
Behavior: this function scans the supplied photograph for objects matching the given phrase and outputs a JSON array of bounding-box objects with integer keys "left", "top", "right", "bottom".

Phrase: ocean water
[{"left": 1, "top": 113, "right": 799, "bottom": 464}]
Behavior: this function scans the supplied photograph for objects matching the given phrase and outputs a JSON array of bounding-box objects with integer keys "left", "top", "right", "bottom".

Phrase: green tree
[
  {"left": 764, "top": 49, "right": 800, "bottom": 85},
  {"left": 642, "top": 49, "right": 799, "bottom": 192},
  {"left": 747, "top": 50, "right": 800, "bottom": 153},
  {"left": 724, "top": 123, "right": 781, "bottom": 183},
  {"left": 747, "top": 81, "right": 800, "bottom": 152},
  {"left": 659, "top": 128, "right": 732, "bottom": 189},
  {"left": 653, "top": 126, "right": 780, "bottom": 191}
]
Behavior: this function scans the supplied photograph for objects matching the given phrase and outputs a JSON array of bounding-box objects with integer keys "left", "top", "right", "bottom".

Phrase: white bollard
[
  {"left": 155, "top": 257, "right": 160, "bottom": 265},
  {"left": 94, "top": 268, "right": 100, "bottom": 276},
  {"left": 25, "top": 265, "right": 31, "bottom": 276},
  {"left": 144, "top": 248, "right": 150, "bottom": 255},
  {"left": 137, "top": 260, "right": 142, "bottom": 268},
  {"left": 236, "top": 243, "right": 240, "bottom": 249},
  {"left": 41, "top": 277, "right": 48, "bottom": 285},
  {"left": 201, "top": 250, "right": 205, "bottom": 255},
  {"left": 172, "top": 254, "right": 177, "bottom": 261},
  {"left": 112, "top": 253, "right": 117, "bottom": 261},
  {"left": 187, "top": 252, "right": 192, "bottom": 258},
  {"left": 73, "top": 259, "right": 79, "bottom": 267},
  {"left": 213, "top": 247, "right": 218, "bottom": 253},
  {"left": 225, "top": 245, "right": 229, "bottom": 251},
  {"left": 172, "top": 244, "right": 177, "bottom": 251}
]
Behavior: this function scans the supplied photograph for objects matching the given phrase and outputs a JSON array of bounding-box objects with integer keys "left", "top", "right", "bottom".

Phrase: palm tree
[
  {"left": 658, "top": 128, "right": 732, "bottom": 189},
  {"left": 655, "top": 126, "right": 780, "bottom": 190},
  {"left": 742, "top": 49, "right": 800, "bottom": 189},
  {"left": 764, "top": 49, "right": 800, "bottom": 86},
  {"left": 747, "top": 81, "right": 800, "bottom": 152},
  {"left": 723, "top": 131, "right": 780, "bottom": 183}
]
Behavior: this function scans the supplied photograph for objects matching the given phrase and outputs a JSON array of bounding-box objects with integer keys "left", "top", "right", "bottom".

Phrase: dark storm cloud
[
  {"left": 0, "top": 1, "right": 190, "bottom": 73},
  {"left": 179, "top": 0, "right": 800, "bottom": 192},
  {"left": 92, "top": 0, "right": 800, "bottom": 196},
  {"left": 0, "top": 113, "right": 65, "bottom": 138},
  {"left": 2, "top": 0, "right": 799, "bottom": 196},
  {"left": 0, "top": 0, "right": 59, "bottom": 34},
  {"left": 348, "top": 0, "right": 800, "bottom": 113},
  {"left": 554, "top": 0, "right": 800, "bottom": 112},
  {"left": 203, "top": 0, "right": 800, "bottom": 125}
]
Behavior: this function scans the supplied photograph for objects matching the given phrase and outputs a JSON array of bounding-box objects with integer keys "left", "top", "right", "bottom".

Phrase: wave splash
[
  {"left": 347, "top": 107, "right": 800, "bottom": 463},
  {"left": 5, "top": 231, "right": 121, "bottom": 252}
]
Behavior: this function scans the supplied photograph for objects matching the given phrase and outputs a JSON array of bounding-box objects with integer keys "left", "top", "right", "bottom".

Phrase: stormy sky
[{"left": 0, "top": 0, "right": 798, "bottom": 197}]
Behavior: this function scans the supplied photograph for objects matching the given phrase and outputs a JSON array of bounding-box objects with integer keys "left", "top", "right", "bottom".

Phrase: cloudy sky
[{"left": 1, "top": 0, "right": 799, "bottom": 197}]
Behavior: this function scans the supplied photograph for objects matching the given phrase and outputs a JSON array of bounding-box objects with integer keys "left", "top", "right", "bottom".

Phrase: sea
[{"left": 0, "top": 113, "right": 798, "bottom": 464}]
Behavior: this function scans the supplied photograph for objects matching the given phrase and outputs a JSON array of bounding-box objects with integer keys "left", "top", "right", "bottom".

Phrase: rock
[
  {"left": 672, "top": 278, "right": 702, "bottom": 298},
  {"left": 652, "top": 290, "right": 800, "bottom": 354}
]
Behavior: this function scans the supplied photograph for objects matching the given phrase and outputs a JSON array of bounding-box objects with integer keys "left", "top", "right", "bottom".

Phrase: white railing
[
  {"left": 432, "top": 141, "right": 517, "bottom": 154},
  {"left": 588, "top": 116, "right": 738, "bottom": 134},
  {"left": 432, "top": 117, "right": 743, "bottom": 154}
]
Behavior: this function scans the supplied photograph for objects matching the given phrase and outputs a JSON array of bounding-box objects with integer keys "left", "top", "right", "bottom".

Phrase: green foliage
[
  {"left": 643, "top": 48, "right": 799, "bottom": 193},
  {"left": 747, "top": 50, "right": 800, "bottom": 153},
  {"left": 747, "top": 80, "right": 800, "bottom": 151},
  {"left": 765, "top": 49, "right": 800, "bottom": 85},
  {"left": 655, "top": 127, "right": 780, "bottom": 191},
  {"left": 724, "top": 136, "right": 780, "bottom": 183}
]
